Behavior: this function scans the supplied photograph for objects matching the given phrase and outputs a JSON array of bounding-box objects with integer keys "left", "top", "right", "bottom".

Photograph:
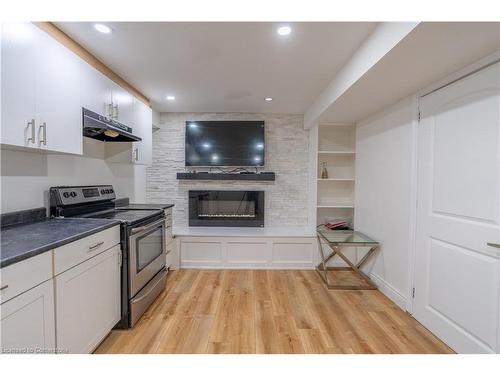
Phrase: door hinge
[
  {"left": 417, "top": 110, "right": 421, "bottom": 121},
  {"left": 118, "top": 250, "right": 122, "bottom": 267},
  {"left": 412, "top": 287, "right": 415, "bottom": 299}
]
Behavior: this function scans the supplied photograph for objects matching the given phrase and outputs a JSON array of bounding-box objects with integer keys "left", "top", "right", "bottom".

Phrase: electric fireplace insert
[{"left": 189, "top": 190, "right": 264, "bottom": 227}]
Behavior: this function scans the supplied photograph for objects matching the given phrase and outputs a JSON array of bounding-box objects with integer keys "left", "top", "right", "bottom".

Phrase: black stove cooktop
[{"left": 76, "top": 209, "right": 163, "bottom": 225}]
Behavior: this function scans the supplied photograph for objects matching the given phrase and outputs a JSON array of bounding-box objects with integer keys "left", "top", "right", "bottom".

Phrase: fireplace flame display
[{"left": 199, "top": 199, "right": 256, "bottom": 218}]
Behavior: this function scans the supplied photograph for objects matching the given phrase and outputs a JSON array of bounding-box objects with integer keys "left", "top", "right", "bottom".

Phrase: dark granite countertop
[{"left": 1, "top": 218, "right": 120, "bottom": 268}]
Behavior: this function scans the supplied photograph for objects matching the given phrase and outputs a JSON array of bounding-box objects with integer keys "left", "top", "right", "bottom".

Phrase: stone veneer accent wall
[{"left": 146, "top": 112, "right": 310, "bottom": 229}]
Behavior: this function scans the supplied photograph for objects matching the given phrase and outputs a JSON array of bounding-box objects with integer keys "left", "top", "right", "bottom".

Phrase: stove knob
[
  {"left": 109, "top": 189, "right": 114, "bottom": 194},
  {"left": 70, "top": 191, "right": 77, "bottom": 198},
  {"left": 100, "top": 189, "right": 106, "bottom": 194},
  {"left": 63, "top": 192, "right": 70, "bottom": 198}
]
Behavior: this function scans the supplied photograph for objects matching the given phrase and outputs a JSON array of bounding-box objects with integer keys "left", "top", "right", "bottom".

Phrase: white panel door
[
  {"left": 0, "top": 279, "right": 56, "bottom": 353},
  {"left": 0, "top": 22, "right": 37, "bottom": 148},
  {"left": 36, "top": 28, "right": 82, "bottom": 154},
  {"left": 414, "top": 62, "right": 500, "bottom": 354},
  {"left": 55, "top": 245, "right": 120, "bottom": 354}
]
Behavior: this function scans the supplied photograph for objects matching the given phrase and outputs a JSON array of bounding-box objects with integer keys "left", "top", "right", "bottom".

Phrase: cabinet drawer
[
  {"left": 0, "top": 251, "right": 53, "bottom": 305},
  {"left": 54, "top": 226, "right": 120, "bottom": 275}
]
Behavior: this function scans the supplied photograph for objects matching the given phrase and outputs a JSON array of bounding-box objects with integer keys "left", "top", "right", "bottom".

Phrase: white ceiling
[
  {"left": 319, "top": 22, "right": 500, "bottom": 123},
  {"left": 55, "top": 22, "right": 377, "bottom": 113}
]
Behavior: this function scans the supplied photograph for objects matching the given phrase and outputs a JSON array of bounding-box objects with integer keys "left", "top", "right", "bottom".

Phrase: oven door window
[{"left": 135, "top": 227, "right": 164, "bottom": 273}]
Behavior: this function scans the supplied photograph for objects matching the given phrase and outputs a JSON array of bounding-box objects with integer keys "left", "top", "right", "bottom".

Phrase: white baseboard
[
  {"left": 370, "top": 272, "right": 407, "bottom": 310},
  {"left": 180, "top": 263, "right": 316, "bottom": 270}
]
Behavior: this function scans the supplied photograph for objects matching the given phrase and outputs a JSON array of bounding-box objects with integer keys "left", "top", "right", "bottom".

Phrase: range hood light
[{"left": 104, "top": 129, "right": 120, "bottom": 138}]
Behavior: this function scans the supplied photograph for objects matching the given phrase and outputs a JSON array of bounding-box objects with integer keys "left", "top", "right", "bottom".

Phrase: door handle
[
  {"left": 0, "top": 284, "right": 8, "bottom": 292},
  {"left": 487, "top": 243, "right": 500, "bottom": 249},
  {"left": 39, "top": 122, "right": 47, "bottom": 146},
  {"left": 26, "top": 119, "right": 35, "bottom": 144},
  {"left": 134, "top": 148, "right": 139, "bottom": 161},
  {"left": 130, "top": 225, "right": 147, "bottom": 235},
  {"left": 113, "top": 104, "right": 119, "bottom": 119}
]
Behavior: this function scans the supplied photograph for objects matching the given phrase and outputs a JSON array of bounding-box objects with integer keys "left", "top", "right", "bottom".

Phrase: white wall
[
  {"left": 1, "top": 138, "right": 147, "bottom": 213},
  {"left": 354, "top": 95, "right": 416, "bottom": 308}
]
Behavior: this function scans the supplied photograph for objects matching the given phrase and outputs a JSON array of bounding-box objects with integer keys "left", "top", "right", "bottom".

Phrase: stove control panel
[{"left": 50, "top": 185, "right": 116, "bottom": 206}]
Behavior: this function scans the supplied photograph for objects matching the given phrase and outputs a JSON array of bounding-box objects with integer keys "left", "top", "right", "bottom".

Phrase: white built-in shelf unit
[{"left": 316, "top": 122, "right": 356, "bottom": 226}]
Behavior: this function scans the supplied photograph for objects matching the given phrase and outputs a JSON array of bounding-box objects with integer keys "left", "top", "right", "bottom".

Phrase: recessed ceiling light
[
  {"left": 264, "top": 97, "right": 273, "bottom": 102},
  {"left": 277, "top": 26, "right": 291, "bottom": 36},
  {"left": 94, "top": 24, "right": 112, "bottom": 34},
  {"left": 166, "top": 95, "right": 176, "bottom": 101}
]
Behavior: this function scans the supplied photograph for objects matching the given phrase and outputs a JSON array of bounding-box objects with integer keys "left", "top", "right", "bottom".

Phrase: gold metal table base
[{"left": 316, "top": 234, "right": 379, "bottom": 290}]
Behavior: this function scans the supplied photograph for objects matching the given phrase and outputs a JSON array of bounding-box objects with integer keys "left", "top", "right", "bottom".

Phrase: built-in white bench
[{"left": 173, "top": 227, "right": 318, "bottom": 269}]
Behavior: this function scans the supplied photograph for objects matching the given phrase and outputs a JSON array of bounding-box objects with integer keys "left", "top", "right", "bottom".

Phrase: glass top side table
[{"left": 316, "top": 225, "right": 380, "bottom": 290}]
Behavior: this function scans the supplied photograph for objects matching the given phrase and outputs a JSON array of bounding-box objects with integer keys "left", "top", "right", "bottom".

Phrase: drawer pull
[
  {"left": 0, "top": 285, "right": 8, "bottom": 292},
  {"left": 88, "top": 241, "right": 105, "bottom": 252}
]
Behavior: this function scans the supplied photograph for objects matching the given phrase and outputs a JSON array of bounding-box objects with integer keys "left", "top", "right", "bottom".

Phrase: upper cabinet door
[
  {"left": 35, "top": 29, "right": 82, "bottom": 155},
  {"left": 132, "top": 99, "right": 152, "bottom": 165},
  {"left": 79, "top": 62, "right": 113, "bottom": 117},
  {"left": 1, "top": 23, "right": 37, "bottom": 148},
  {"left": 111, "top": 82, "right": 134, "bottom": 125}
]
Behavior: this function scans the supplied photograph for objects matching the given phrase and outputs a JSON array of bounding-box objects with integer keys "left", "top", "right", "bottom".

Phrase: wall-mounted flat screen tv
[{"left": 185, "top": 121, "right": 265, "bottom": 167}]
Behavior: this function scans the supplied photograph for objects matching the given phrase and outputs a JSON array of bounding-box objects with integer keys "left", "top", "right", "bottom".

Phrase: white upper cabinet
[
  {"left": 111, "top": 82, "right": 135, "bottom": 125},
  {"left": 79, "top": 61, "right": 113, "bottom": 117},
  {"left": 105, "top": 98, "right": 153, "bottom": 165},
  {"left": 1, "top": 23, "right": 82, "bottom": 154},
  {"left": 132, "top": 99, "right": 153, "bottom": 165},
  {"left": 1, "top": 22, "right": 152, "bottom": 162},
  {"left": 35, "top": 29, "right": 82, "bottom": 155},
  {"left": 1, "top": 23, "right": 37, "bottom": 148}
]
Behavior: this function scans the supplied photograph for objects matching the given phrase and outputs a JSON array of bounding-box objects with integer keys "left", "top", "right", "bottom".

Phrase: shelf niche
[{"left": 316, "top": 123, "right": 356, "bottom": 228}]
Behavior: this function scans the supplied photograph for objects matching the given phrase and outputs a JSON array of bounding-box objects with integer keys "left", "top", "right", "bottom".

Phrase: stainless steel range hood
[{"left": 82, "top": 107, "right": 142, "bottom": 142}]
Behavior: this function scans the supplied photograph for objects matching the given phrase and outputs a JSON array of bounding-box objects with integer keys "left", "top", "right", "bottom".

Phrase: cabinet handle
[
  {"left": 39, "top": 122, "right": 47, "bottom": 146},
  {"left": 487, "top": 243, "right": 500, "bottom": 249},
  {"left": 135, "top": 148, "right": 139, "bottom": 161},
  {"left": 88, "top": 241, "right": 105, "bottom": 252},
  {"left": 107, "top": 103, "right": 113, "bottom": 119},
  {"left": 0, "top": 285, "right": 8, "bottom": 292},
  {"left": 26, "top": 119, "right": 35, "bottom": 144},
  {"left": 113, "top": 104, "right": 119, "bottom": 119}
]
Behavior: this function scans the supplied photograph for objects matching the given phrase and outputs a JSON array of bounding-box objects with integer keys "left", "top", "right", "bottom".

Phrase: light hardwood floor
[{"left": 95, "top": 269, "right": 453, "bottom": 354}]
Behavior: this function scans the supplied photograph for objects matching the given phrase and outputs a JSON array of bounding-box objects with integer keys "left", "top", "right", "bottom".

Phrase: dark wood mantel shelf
[{"left": 176, "top": 172, "right": 276, "bottom": 181}]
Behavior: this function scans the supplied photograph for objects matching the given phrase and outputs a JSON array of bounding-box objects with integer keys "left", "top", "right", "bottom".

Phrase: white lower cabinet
[
  {"left": 55, "top": 244, "right": 121, "bottom": 354},
  {"left": 0, "top": 279, "right": 56, "bottom": 354}
]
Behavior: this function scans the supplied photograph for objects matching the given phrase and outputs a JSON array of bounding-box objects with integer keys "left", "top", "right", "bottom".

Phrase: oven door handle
[
  {"left": 130, "top": 218, "right": 165, "bottom": 235},
  {"left": 131, "top": 269, "right": 168, "bottom": 304}
]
